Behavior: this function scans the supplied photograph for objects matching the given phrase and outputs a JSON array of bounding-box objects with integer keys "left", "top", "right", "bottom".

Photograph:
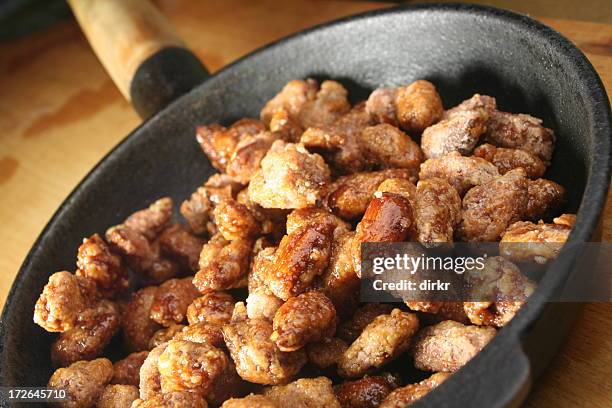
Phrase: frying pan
[{"left": 0, "top": 1, "right": 610, "bottom": 407}]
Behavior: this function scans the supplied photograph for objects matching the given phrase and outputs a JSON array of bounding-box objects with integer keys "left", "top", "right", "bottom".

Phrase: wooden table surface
[{"left": 0, "top": 1, "right": 610, "bottom": 406}]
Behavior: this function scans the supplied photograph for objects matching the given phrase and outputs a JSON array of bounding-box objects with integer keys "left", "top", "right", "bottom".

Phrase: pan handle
[{"left": 67, "top": 0, "right": 209, "bottom": 118}]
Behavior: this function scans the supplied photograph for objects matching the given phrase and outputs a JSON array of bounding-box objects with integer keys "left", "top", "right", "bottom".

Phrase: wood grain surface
[
  {"left": 0, "top": 1, "right": 610, "bottom": 406},
  {"left": 67, "top": 0, "right": 187, "bottom": 99}
]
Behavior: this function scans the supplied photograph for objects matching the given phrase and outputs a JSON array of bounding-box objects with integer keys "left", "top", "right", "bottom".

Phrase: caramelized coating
[
  {"left": 465, "top": 303, "right": 523, "bottom": 330},
  {"left": 197, "top": 119, "right": 265, "bottom": 172},
  {"left": 265, "top": 222, "right": 334, "bottom": 300},
  {"left": 355, "top": 193, "right": 413, "bottom": 242},
  {"left": 204, "top": 173, "right": 244, "bottom": 205},
  {"left": 404, "top": 300, "right": 443, "bottom": 315},
  {"left": 297, "top": 80, "right": 351, "bottom": 129},
  {"left": 139, "top": 343, "right": 166, "bottom": 400},
  {"left": 360, "top": 124, "right": 422, "bottom": 173},
  {"left": 252, "top": 234, "right": 274, "bottom": 255},
  {"left": 473, "top": 143, "right": 546, "bottom": 178},
  {"left": 263, "top": 376, "right": 341, "bottom": 408},
  {"left": 231, "top": 302, "right": 249, "bottom": 323},
  {"left": 335, "top": 376, "right": 397, "bottom": 408},
  {"left": 214, "top": 199, "right": 261, "bottom": 241},
  {"left": 336, "top": 303, "right": 394, "bottom": 343},
  {"left": 249, "top": 230, "right": 274, "bottom": 255},
  {"left": 106, "top": 225, "right": 180, "bottom": 285},
  {"left": 375, "top": 178, "right": 417, "bottom": 203},
  {"left": 187, "top": 291, "right": 235, "bottom": 325},
  {"left": 237, "top": 189, "right": 287, "bottom": 236},
  {"left": 414, "top": 178, "right": 461, "bottom": 245},
  {"left": 47, "top": 358, "right": 113, "bottom": 408},
  {"left": 353, "top": 193, "right": 414, "bottom": 277},
  {"left": 338, "top": 309, "right": 419, "bottom": 378},
  {"left": 261, "top": 79, "right": 350, "bottom": 130},
  {"left": 444, "top": 94, "right": 496, "bottom": 119},
  {"left": 465, "top": 256, "right": 533, "bottom": 300},
  {"left": 222, "top": 318, "right": 307, "bottom": 385},
  {"left": 124, "top": 197, "right": 173, "bottom": 240},
  {"left": 222, "top": 394, "right": 278, "bottom": 408},
  {"left": 133, "top": 391, "right": 208, "bottom": 408},
  {"left": 271, "top": 291, "right": 337, "bottom": 351},
  {"left": 379, "top": 372, "right": 451, "bottom": 408},
  {"left": 411, "top": 320, "right": 496, "bottom": 372},
  {"left": 229, "top": 118, "right": 268, "bottom": 139},
  {"left": 485, "top": 110, "right": 555, "bottom": 163},
  {"left": 111, "top": 351, "right": 149, "bottom": 386},
  {"left": 97, "top": 384, "right": 139, "bottom": 408},
  {"left": 458, "top": 169, "right": 529, "bottom": 242},
  {"left": 248, "top": 141, "right": 331, "bottom": 209},
  {"left": 194, "top": 234, "right": 251, "bottom": 292},
  {"left": 286, "top": 207, "right": 350, "bottom": 236},
  {"left": 326, "top": 169, "right": 415, "bottom": 219},
  {"left": 158, "top": 339, "right": 228, "bottom": 394},
  {"left": 306, "top": 337, "right": 348, "bottom": 369},
  {"left": 270, "top": 109, "right": 303, "bottom": 143},
  {"left": 301, "top": 103, "right": 373, "bottom": 172},
  {"left": 51, "top": 300, "right": 121, "bottom": 367},
  {"left": 525, "top": 178, "right": 566, "bottom": 221},
  {"left": 174, "top": 322, "right": 225, "bottom": 348},
  {"left": 180, "top": 187, "right": 214, "bottom": 236},
  {"left": 145, "top": 249, "right": 183, "bottom": 284},
  {"left": 395, "top": 80, "right": 444, "bottom": 133},
  {"left": 249, "top": 246, "right": 276, "bottom": 292},
  {"left": 159, "top": 224, "right": 205, "bottom": 272},
  {"left": 252, "top": 233, "right": 276, "bottom": 255},
  {"left": 419, "top": 151, "right": 500, "bottom": 196},
  {"left": 159, "top": 193, "right": 216, "bottom": 252},
  {"left": 260, "top": 79, "right": 318, "bottom": 126},
  {"left": 463, "top": 256, "right": 536, "bottom": 327},
  {"left": 34, "top": 271, "right": 93, "bottom": 332},
  {"left": 421, "top": 109, "right": 488, "bottom": 159},
  {"left": 196, "top": 124, "right": 239, "bottom": 173},
  {"left": 554, "top": 213, "right": 576, "bottom": 227},
  {"left": 500, "top": 216, "right": 574, "bottom": 264},
  {"left": 408, "top": 301, "right": 471, "bottom": 325},
  {"left": 206, "top": 359, "right": 251, "bottom": 405},
  {"left": 246, "top": 287, "right": 284, "bottom": 321},
  {"left": 365, "top": 87, "right": 397, "bottom": 126},
  {"left": 149, "top": 324, "right": 186, "bottom": 349},
  {"left": 366, "top": 80, "right": 443, "bottom": 133},
  {"left": 122, "top": 286, "right": 162, "bottom": 352},
  {"left": 150, "top": 277, "right": 200, "bottom": 327},
  {"left": 226, "top": 131, "right": 279, "bottom": 184},
  {"left": 76, "top": 234, "right": 128, "bottom": 297},
  {"left": 317, "top": 231, "right": 360, "bottom": 318}
]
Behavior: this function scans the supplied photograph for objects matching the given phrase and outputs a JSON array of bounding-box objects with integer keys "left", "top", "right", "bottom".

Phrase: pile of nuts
[{"left": 34, "top": 78, "right": 574, "bottom": 408}]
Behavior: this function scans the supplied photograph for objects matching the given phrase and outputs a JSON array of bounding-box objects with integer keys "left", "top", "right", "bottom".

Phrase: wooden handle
[{"left": 67, "top": 0, "right": 186, "bottom": 100}]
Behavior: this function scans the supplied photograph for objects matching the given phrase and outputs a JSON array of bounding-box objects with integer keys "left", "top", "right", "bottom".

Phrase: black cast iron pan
[{"left": 0, "top": 1, "right": 610, "bottom": 406}]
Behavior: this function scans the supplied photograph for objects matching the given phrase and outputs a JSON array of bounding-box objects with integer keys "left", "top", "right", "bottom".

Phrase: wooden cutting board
[{"left": 0, "top": 1, "right": 610, "bottom": 406}]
